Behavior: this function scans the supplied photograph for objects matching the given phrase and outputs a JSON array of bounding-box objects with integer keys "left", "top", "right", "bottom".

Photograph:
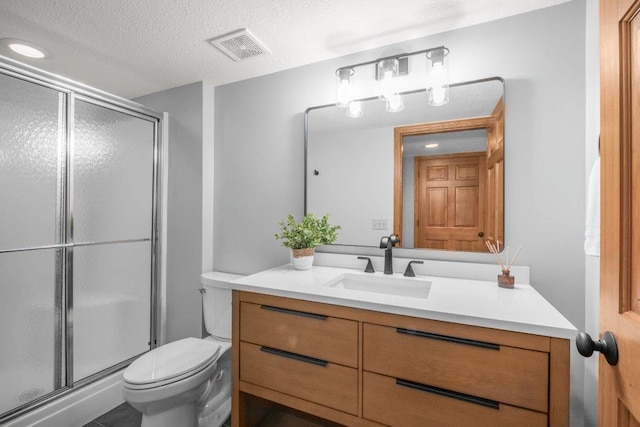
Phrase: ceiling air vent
[{"left": 208, "top": 29, "right": 270, "bottom": 62}]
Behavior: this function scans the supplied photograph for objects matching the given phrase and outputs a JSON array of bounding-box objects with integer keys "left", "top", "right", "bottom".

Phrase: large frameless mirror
[{"left": 305, "top": 77, "right": 504, "bottom": 253}]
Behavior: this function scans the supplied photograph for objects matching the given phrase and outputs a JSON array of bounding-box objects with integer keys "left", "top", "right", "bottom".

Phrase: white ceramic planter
[{"left": 291, "top": 248, "right": 314, "bottom": 270}]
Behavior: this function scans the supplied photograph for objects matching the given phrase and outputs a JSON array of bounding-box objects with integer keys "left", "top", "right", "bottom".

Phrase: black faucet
[
  {"left": 379, "top": 234, "right": 400, "bottom": 274},
  {"left": 404, "top": 260, "right": 424, "bottom": 277},
  {"left": 357, "top": 256, "right": 375, "bottom": 273}
]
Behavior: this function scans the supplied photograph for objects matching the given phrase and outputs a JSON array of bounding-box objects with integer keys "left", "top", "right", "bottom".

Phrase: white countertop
[{"left": 202, "top": 264, "right": 577, "bottom": 340}]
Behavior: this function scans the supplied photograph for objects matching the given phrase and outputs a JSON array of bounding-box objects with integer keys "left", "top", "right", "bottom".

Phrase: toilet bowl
[
  {"left": 198, "top": 338, "right": 232, "bottom": 427},
  {"left": 122, "top": 272, "right": 242, "bottom": 427}
]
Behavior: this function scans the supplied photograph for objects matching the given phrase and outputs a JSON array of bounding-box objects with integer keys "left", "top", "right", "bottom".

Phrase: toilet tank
[{"left": 201, "top": 272, "right": 244, "bottom": 340}]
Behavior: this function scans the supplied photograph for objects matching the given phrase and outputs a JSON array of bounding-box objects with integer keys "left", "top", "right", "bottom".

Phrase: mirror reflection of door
[
  {"left": 394, "top": 97, "right": 504, "bottom": 252},
  {"left": 414, "top": 152, "right": 486, "bottom": 251},
  {"left": 485, "top": 98, "right": 504, "bottom": 248}
]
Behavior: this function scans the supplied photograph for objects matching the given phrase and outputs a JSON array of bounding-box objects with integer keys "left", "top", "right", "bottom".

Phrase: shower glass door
[
  {"left": 0, "top": 64, "right": 160, "bottom": 422},
  {"left": 72, "top": 99, "right": 155, "bottom": 381},
  {"left": 0, "top": 72, "right": 67, "bottom": 415}
]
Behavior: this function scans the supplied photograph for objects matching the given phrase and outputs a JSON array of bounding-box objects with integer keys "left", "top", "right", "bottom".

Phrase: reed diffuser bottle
[{"left": 486, "top": 242, "right": 521, "bottom": 289}]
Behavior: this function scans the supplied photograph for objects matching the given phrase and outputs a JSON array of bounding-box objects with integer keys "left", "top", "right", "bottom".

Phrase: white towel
[{"left": 585, "top": 157, "right": 600, "bottom": 256}]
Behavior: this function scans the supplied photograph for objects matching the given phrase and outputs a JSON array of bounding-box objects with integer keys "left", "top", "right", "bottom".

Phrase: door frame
[{"left": 0, "top": 56, "right": 164, "bottom": 424}]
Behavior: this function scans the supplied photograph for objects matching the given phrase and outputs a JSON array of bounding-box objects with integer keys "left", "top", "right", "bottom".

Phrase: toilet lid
[{"left": 123, "top": 337, "right": 220, "bottom": 386}]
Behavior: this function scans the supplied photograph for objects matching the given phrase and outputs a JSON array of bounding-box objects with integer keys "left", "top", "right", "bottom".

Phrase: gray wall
[
  {"left": 136, "top": 82, "right": 205, "bottom": 343},
  {"left": 213, "top": 1, "right": 587, "bottom": 422},
  {"left": 308, "top": 127, "right": 394, "bottom": 246},
  {"left": 213, "top": 1, "right": 586, "bottom": 326}
]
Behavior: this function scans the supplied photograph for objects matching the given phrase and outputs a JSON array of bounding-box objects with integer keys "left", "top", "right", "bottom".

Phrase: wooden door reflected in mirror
[{"left": 394, "top": 98, "right": 504, "bottom": 252}]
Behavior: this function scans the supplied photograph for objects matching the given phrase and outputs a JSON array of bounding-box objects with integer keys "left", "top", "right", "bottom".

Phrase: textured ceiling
[{"left": 0, "top": 0, "right": 569, "bottom": 99}]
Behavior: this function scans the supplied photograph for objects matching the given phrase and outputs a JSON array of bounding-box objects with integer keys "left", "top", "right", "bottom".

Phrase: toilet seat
[{"left": 123, "top": 337, "right": 220, "bottom": 390}]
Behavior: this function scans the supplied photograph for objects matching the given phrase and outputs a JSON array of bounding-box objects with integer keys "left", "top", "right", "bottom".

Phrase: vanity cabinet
[
  {"left": 232, "top": 291, "right": 569, "bottom": 426},
  {"left": 362, "top": 324, "right": 548, "bottom": 426},
  {"left": 238, "top": 299, "right": 358, "bottom": 415}
]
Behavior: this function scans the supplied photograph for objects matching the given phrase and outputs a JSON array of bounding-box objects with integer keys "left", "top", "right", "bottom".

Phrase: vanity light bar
[{"left": 335, "top": 46, "right": 450, "bottom": 117}]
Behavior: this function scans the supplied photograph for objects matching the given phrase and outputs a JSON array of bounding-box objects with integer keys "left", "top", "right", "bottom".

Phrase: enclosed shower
[{"left": 0, "top": 58, "right": 162, "bottom": 423}]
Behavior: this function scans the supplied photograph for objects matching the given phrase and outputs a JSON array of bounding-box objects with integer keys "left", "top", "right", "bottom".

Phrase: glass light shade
[
  {"left": 426, "top": 47, "right": 450, "bottom": 106},
  {"left": 385, "top": 94, "right": 404, "bottom": 112},
  {"left": 377, "top": 58, "right": 399, "bottom": 101},
  {"left": 335, "top": 67, "right": 354, "bottom": 108},
  {"left": 346, "top": 101, "right": 363, "bottom": 118}
]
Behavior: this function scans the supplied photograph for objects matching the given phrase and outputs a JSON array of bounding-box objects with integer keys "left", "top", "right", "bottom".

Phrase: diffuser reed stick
[
  {"left": 485, "top": 241, "right": 505, "bottom": 269},
  {"left": 506, "top": 246, "right": 522, "bottom": 270}
]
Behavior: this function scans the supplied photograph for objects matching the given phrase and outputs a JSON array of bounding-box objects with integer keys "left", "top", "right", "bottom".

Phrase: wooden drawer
[
  {"left": 240, "top": 342, "right": 358, "bottom": 415},
  {"left": 363, "top": 371, "right": 547, "bottom": 427},
  {"left": 240, "top": 301, "right": 358, "bottom": 367},
  {"left": 363, "top": 323, "right": 549, "bottom": 412}
]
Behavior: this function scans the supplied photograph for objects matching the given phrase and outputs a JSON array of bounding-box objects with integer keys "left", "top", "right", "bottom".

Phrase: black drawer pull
[
  {"left": 260, "top": 305, "right": 328, "bottom": 320},
  {"left": 396, "top": 378, "right": 499, "bottom": 409},
  {"left": 396, "top": 328, "right": 499, "bottom": 350},
  {"left": 260, "top": 346, "right": 328, "bottom": 367}
]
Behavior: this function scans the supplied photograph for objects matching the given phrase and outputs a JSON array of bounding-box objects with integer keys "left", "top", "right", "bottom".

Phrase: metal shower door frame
[{"left": 0, "top": 55, "right": 164, "bottom": 424}]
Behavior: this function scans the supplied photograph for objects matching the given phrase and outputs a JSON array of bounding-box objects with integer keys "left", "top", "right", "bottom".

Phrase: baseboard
[{"left": 5, "top": 371, "right": 125, "bottom": 427}]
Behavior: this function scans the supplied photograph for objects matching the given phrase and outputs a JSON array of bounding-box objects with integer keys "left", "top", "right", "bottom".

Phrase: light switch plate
[{"left": 372, "top": 219, "right": 388, "bottom": 230}]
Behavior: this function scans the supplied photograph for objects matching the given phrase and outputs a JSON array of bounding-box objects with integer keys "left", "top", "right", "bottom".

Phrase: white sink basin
[{"left": 324, "top": 273, "right": 431, "bottom": 299}]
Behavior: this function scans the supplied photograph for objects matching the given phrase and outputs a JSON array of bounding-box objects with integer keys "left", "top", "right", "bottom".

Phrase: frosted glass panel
[
  {"left": 74, "top": 102, "right": 154, "bottom": 242},
  {"left": 73, "top": 241, "right": 151, "bottom": 380},
  {"left": 0, "top": 250, "right": 58, "bottom": 414},
  {"left": 0, "top": 73, "right": 65, "bottom": 250}
]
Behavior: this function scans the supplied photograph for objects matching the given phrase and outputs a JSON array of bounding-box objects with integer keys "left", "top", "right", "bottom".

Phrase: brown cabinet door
[{"left": 362, "top": 371, "right": 547, "bottom": 427}]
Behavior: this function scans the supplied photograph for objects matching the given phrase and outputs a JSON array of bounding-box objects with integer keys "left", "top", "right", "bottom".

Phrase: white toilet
[{"left": 122, "top": 272, "right": 241, "bottom": 427}]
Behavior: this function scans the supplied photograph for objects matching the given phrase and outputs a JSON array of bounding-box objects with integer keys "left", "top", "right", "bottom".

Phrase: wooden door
[
  {"left": 599, "top": 0, "right": 640, "bottom": 425},
  {"left": 486, "top": 98, "right": 504, "bottom": 247},
  {"left": 414, "top": 152, "right": 487, "bottom": 252}
]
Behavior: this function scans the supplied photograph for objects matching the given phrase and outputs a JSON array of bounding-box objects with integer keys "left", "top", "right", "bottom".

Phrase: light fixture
[
  {"left": 346, "top": 101, "right": 363, "bottom": 118},
  {"left": 1, "top": 38, "right": 50, "bottom": 59},
  {"left": 336, "top": 67, "right": 355, "bottom": 108},
  {"left": 425, "top": 143, "right": 439, "bottom": 148},
  {"left": 377, "top": 58, "right": 400, "bottom": 101},
  {"left": 426, "top": 47, "right": 450, "bottom": 106},
  {"left": 335, "top": 45, "right": 450, "bottom": 117},
  {"left": 385, "top": 94, "right": 404, "bottom": 113}
]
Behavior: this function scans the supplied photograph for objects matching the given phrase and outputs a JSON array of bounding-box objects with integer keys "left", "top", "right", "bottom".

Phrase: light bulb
[
  {"left": 380, "top": 70, "right": 395, "bottom": 100},
  {"left": 426, "top": 47, "right": 450, "bottom": 106},
  {"left": 429, "top": 86, "right": 448, "bottom": 106},
  {"left": 335, "top": 68, "right": 354, "bottom": 108},
  {"left": 346, "top": 101, "right": 363, "bottom": 118},
  {"left": 377, "top": 58, "right": 399, "bottom": 101},
  {"left": 385, "top": 94, "right": 404, "bottom": 112}
]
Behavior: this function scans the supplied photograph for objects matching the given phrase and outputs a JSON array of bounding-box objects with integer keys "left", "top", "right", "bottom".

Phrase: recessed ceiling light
[
  {"left": 425, "top": 143, "right": 439, "bottom": 148},
  {"left": 1, "top": 38, "right": 51, "bottom": 59}
]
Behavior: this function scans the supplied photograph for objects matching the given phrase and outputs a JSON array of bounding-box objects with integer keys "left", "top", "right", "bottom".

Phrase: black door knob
[
  {"left": 478, "top": 232, "right": 484, "bottom": 237},
  {"left": 576, "top": 331, "right": 619, "bottom": 366}
]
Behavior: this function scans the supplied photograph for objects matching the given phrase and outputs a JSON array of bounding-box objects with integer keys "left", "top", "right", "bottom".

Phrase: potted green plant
[{"left": 275, "top": 213, "right": 341, "bottom": 270}]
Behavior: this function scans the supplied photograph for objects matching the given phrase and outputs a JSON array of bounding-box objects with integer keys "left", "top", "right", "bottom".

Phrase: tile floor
[
  {"left": 83, "top": 402, "right": 231, "bottom": 427},
  {"left": 83, "top": 403, "right": 141, "bottom": 427}
]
